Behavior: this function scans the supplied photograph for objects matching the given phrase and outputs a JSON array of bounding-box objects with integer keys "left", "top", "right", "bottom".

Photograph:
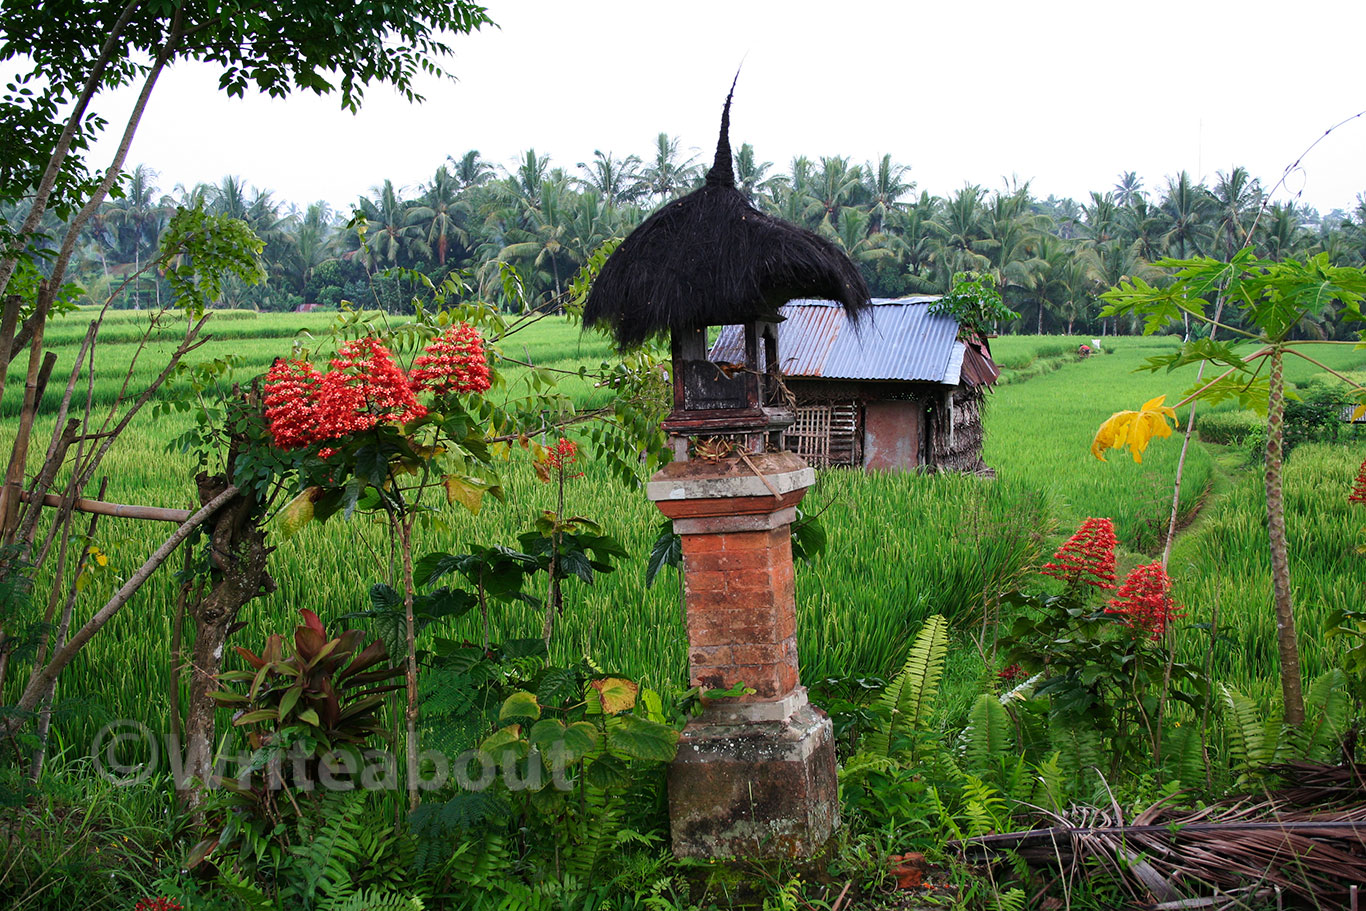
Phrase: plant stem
[{"left": 1265, "top": 347, "right": 1305, "bottom": 726}]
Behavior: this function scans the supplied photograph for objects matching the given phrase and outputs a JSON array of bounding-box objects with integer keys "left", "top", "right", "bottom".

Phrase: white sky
[{"left": 90, "top": 0, "right": 1366, "bottom": 216}]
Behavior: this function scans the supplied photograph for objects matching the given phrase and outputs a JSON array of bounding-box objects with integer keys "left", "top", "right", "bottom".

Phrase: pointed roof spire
[{"left": 705, "top": 72, "right": 740, "bottom": 188}]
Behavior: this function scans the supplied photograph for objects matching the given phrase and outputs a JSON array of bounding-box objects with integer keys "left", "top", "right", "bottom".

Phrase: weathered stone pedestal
[{"left": 648, "top": 451, "right": 838, "bottom": 859}]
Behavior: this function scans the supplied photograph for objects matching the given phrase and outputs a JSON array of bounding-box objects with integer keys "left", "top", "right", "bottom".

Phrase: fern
[
  {"left": 1031, "top": 751, "right": 1068, "bottom": 814},
  {"left": 324, "top": 889, "right": 424, "bottom": 911},
  {"left": 214, "top": 866, "right": 274, "bottom": 911},
  {"left": 1293, "top": 669, "right": 1350, "bottom": 760},
  {"left": 863, "top": 614, "right": 949, "bottom": 759},
  {"left": 959, "top": 693, "right": 1015, "bottom": 774}
]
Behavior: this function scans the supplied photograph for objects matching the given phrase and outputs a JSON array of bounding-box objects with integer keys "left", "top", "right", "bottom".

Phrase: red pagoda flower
[
  {"left": 1106, "top": 561, "right": 1181, "bottom": 639},
  {"left": 410, "top": 323, "right": 491, "bottom": 395},
  {"left": 1041, "top": 517, "right": 1118, "bottom": 590},
  {"left": 1350, "top": 458, "right": 1366, "bottom": 504}
]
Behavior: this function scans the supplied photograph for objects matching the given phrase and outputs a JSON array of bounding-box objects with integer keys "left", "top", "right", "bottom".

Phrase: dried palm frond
[{"left": 952, "top": 764, "right": 1366, "bottom": 909}]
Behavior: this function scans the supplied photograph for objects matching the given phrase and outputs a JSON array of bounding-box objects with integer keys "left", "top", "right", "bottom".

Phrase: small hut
[{"left": 710, "top": 296, "right": 999, "bottom": 473}]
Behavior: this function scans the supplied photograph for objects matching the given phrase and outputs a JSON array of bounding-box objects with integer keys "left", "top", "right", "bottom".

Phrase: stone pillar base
[{"left": 668, "top": 695, "right": 838, "bottom": 859}]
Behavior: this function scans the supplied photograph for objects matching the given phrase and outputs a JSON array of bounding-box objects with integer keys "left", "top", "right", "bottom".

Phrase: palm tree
[
  {"left": 734, "top": 143, "right": 776, "bottom": 205},
  {"left": 931, "top": 185, "right": 991, "bottom": 286},
  {"left": 1258, "top": 203, "right": 1302, "bottom": 263},
  {"left": 1212, "top": 166, "right": 1262, "bottom": 260},
  {"left": 410, "top": 166, "right": 470, "bottom": 267},
  {"left": 801, "top": 156, "right": 863, "bottom": 231},
  {"left": 449, "top": 150, "right": 495, "bottom": 192},
  {"left": 357, "top": 180, "right": 426, "bottom": 269},
  {"left": 1159, "top": 171, "right": 1215, "bottom": 259},
  {"left": 862, "top": 154, "right": 913, "bottom": 233},
  {"left": 1080, "top": 192, "right": 1120, "bottom": 245},
  {"left": 575, "top": 150, "right": 648, "bottom": 209},
  {"left": 642, "top": 133, "right": 699, "bottom": 204},
  {"left": 1113, "top": 171, "right": 1145, "bottom": 207},
  {"left": 103, "top": 164, "right": 168, "bottom": 307}
]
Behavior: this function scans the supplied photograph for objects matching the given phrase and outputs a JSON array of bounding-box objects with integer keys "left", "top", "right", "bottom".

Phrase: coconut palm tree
[
  {"left": 931, "top": 185, "right": 991, "bottom": 286},
  {"left": 410, "top": 166, "right": 470, "bottom": 267},
  {"left": 357, "top": 180, "right": 426, "bottom": 269},
  {"left": 1113, "top": 171, "right": 1145, "bottom": 207},
  {"left": 575, "top": 150, "right": 648, "bottom": 209},
  {"left": 1159, "top": 171, "right": 1215, "bottom": 259},
  {"left": 801, "top": 156, "right": 863, "bottom": 231},
  {"left": 642, "top": 133, "right": 699, "bottom": 204},
  {"left": 449, "top": 150, "right": 495, "bottom": 192},
  {"left": 1212, "top": 166, "right": 1262, "bottom": 260},
  {"left": 862, "top": 154, "right": 913, "bottom": 234},
  {"left": 734, "top": 143, "right": 777, "bottom": 205}
]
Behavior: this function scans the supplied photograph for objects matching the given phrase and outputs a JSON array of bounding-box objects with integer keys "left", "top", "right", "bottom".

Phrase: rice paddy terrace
[{"left": 3, "top": 309, "right": 1365, "bottom": 744}]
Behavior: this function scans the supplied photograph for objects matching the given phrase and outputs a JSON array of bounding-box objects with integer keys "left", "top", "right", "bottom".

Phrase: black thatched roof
[{"left": 583, "top": 85, "right": 870, "bottom": 349}]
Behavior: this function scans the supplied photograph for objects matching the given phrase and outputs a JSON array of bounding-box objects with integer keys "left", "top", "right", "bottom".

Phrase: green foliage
[
  {"left": 930, "top": 271, "right": 1019, "bottom": 337},
  {"left": 205, "top": 609, "right": 403, "bottom": 865},
  {"left": 862, "top": 614, "right": 949, "bottom": 760},
  {"left": 1219, "top": 670, "right": 1351, "bottom": 782},
  {"left": 160, "top": 206, "right": 267, "bottom": 316}
]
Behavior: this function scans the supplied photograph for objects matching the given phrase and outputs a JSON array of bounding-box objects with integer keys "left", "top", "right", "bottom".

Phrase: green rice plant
[{"left": 1195, "top": 409, "right": 1261, "bottom": 445}]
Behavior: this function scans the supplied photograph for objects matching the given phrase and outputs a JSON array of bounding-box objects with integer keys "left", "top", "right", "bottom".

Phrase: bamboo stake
[{"left": 17, "top": 491, "right": 192, "bottom": 523}]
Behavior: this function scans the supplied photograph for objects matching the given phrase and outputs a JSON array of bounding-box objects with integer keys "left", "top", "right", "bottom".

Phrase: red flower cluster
[
  {"left": 263, "top": 358, "right": 324, "bottom": 449},
  {"left": 998, "top": 663, "right": 1024, "bottom": 683},
  {"left": 1041, "top": 517, "right": 1117, "bottom": 589},
  {"left": 539, "top": 437, "right": 584, "bottom": 480},
  {"left": 411, "top": 324, "right": 491, "bottom": 395},
  {"left": 265, "top": 332, "right": 495, "bottom": 452},
  {"left": 134, "top": 899, "right": 184, "bottom": 911},
  {"left": 1350, "top": 458, "right": 1366, "bottom": 504},
  {"left": 1106, "top": 561, "right": 1181, "bottom": 639}
]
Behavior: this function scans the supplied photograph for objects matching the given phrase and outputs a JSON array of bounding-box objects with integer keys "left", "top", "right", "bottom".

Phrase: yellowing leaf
[
  {"left": 443, "top": 476, "right": 484, "bottom": 515},
  {"left": 1091, "top": 395, "right": 1178, "bottom": 463},
  {"left": 1353, "top": 403, "right": 1366, "bottom": 422},
  {"left": 278, "top": 487, "right": 318, "bottom": 539},
  {"left": 590, "top": 677, "right": 639, "bottom": 714}
]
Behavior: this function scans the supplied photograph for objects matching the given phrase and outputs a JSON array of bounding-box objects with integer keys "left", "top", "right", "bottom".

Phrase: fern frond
[
  {"left": 865, "top": 614, "right": 949, "bottom": 758},
  {"left": 959, "top": 693, "right": 1015, "bottom": 774}
]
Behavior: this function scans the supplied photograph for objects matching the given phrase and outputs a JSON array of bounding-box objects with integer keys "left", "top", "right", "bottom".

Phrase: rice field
[{"left": 4, "top": 310, "right": 1365, "bottom": 746}]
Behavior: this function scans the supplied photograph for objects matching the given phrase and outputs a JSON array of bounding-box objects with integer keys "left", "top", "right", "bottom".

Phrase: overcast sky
[{"left": 91, "top": 0, "right": 1366, "bottom": 216}]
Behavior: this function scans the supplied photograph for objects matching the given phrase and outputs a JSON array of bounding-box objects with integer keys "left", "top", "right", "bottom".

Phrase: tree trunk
[
  {"left": 1265, "top": 348, "right": 1305, "bottom": 726},
  {"left": 400, "top": 517, "right": 420, "bottom": 812},
  {"left": 178, "top": 467, "right": 274, "bottom": 808}
]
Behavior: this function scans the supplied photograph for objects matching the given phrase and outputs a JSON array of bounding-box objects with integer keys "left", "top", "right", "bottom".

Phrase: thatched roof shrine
[{"left": 583, "top": 83, "right": 871, "bottom": 349}]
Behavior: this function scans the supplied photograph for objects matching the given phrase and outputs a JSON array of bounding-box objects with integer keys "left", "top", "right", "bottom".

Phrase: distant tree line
[{"left": 21, "top": 139, "right": 1366, "bottom": 337}]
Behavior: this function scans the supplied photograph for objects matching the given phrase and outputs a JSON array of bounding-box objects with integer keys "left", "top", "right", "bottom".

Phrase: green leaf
[
  {"left": 645, "top": 521, "right": 681, "bottom": 588},
  {"left": 499, "top": 691, "right": 541, "bottom": 724},
  {"left": 605, "top": 715, "right": 679, "bottom": 762},
  {"left": 583, "top": 753, "right": 628, "bottom": 789}
]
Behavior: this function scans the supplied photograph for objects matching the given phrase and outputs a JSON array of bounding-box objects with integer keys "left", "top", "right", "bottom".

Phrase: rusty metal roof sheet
[{"left": 710, "top": 296, "right": 984, "bottom": 384}]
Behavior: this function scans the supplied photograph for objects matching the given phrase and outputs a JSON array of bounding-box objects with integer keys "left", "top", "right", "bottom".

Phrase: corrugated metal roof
[{"left": 710, "top": 296, "right": 969, "bottom": 383}]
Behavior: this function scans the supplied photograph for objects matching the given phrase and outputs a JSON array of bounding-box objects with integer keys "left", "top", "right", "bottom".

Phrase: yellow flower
[{"left": 1091, "top": 395, "right": 1178, "bottom": 463}]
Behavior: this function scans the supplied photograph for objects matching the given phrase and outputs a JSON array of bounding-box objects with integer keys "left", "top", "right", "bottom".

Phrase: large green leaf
[
  {"left": 499, "top": 691, "right": 541, "bottom": 724},
  {"left": 605, "top": 715, "right": 678, "bottom": 762}
]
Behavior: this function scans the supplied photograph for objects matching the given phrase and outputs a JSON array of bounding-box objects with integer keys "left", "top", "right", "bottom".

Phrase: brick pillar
[{"left": 648, "top": 451, "right": 838, "bottom": 859}]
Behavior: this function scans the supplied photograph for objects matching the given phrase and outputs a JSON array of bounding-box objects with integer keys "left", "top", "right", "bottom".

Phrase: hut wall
[
  {"left": 928, "top": 385, "right": 992, "bottom": 475},
  {"left": 863, "top": 400, "right": 923, "bottom": 471}
]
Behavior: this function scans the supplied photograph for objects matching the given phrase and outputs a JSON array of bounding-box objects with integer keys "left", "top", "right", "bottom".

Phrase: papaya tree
[{"left": 1092, "top": 250, "right": 1366, "bottom": 725}]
